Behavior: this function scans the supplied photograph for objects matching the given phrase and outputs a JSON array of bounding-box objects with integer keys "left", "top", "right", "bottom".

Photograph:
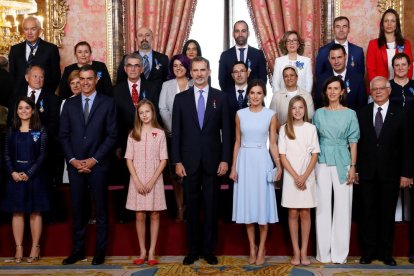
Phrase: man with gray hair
[
  {"left": 9, "top": 16, "right": 60, "bottom": 93},
  {"left": 356, "top": 76, "right": 412, "bottom": 266}
]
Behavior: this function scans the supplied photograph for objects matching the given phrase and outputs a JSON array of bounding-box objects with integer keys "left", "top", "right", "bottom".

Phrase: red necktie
[{"left": 131, "top": 83, "right": 139, "bottom": 106}]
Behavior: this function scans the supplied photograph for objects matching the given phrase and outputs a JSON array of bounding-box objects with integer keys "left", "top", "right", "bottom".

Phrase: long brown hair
[
  {"left": 285, "top": 96, "right": 309, "bottom": 140},
  {"left": 130, "top": 99, "right": 162, "bottom": 141}
]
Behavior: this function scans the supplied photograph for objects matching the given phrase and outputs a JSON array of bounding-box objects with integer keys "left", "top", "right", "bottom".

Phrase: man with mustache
[
  {"left": 116, "top": 27, "right": 169, "bottom": 108},
  {"left": 218, "top": 20, "right": 267, "bottom": 93}
]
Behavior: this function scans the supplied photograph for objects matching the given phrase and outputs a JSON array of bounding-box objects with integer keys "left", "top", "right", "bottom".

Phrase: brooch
[
  {"left": 295, "top": 60, "right": 304, "bottom": 70},
  {"left": 97, "top": 71, "right": 102, "bottom": 80},
  {"left": 397, "top": 45, "right": 405, "bottom": 53},
  {"left": 31, "top": 131, "right": 41, "bottom": 142},
  {"left": 345, "top": 80, "right": 351, "bottom": 93},
  {"left": 155, "top": 59, "right": 162, "bottom": 70},
  {"left": 39, "top": 99, "right": 44, "bottom": 113},
  {"left": 142, "top": 90, "right": 146, "bottom": 99},
  {"left": 409, "top": 87, "right": 414, "bottom": 95},
  {"left": 351, "top": 56, "right": 355, "bottom": 67},
  {"left": 213, "top": 99, "right": 216, "bottom": 109},
  {"left": 152, "top": 132, "right": 158, "bottom": 138}
]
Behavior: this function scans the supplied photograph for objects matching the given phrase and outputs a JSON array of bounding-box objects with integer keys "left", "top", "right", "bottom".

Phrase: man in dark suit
[
  {"left": 9, "top": 16, "right": 61, "bottom": 94},
  {"left": 357, "top": 76, "right": 412, "bottom": 266},
  {"left": 172, "top": 57, "right": 231, "bottom": 265},
  {"left": 315, "top": 16, "right": 364, "bottom": 79},
  {"left": 60, "top": 65, "right": 117, "bottom": 265},
  {"left": 113, "top": 52, "right": 159, "bottom": 222},
  {"left": 315, "top": 44, "right": 367, "bottom": 109},
  {"left": 116, "top": 27, "right": 168, "bottom": 103},
  {"left": 218, "top": 20, "right": 267, "bottom": 92}
]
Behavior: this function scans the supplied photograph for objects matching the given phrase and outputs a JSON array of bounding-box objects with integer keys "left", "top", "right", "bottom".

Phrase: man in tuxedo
[
  {"left": 315, "top": 16, "right": 364, "bottom": 78},
  {"left": 9, "top": 16, "right": 61, "bottom": 93},
  {"left": 218, "top": 20, "right": 267, "bottom": 92},
  {"left": 60, "top": 65, "right": 117, "bottom": 265},
  {"left": 315, "top": 44, "right": 367, "bottom": 109},
  {"left": 357, "top": 76, "right": 412, "bottom": 266},
  {"left": 172, "top": 57, "right": 231, "bottom": 265},
  {"left": 112, "top": 53, "right": 159, "bottom": 222},
  {"left": 116, "top": 26, "right": 168, "bottom": 106}
]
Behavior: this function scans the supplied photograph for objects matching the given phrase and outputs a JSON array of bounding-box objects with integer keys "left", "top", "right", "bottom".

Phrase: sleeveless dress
[
  {"left": 232, "top": 107, "right": 278, "bottom": 225},
  {"left": 0, "top": 129, "right": 49, "bottom": 213}
]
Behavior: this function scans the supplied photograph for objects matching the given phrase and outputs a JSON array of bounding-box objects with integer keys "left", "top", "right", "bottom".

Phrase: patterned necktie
[
  {"left": 30, "top": 90, "right": 36, "bottom": 102},
  {"left": 131, "top": 83, "right": 139, "bottom": 106},
  {"left": 143, "top": 55, "right": 150, "bottom": 79},
  {"left": 239, "top": 48, "right": 245, "bottom": 62},
  {"left": 84, "top": 98, "right": 90, "bottom": 124},
  {"left": 237, "top": 89, "right": 244, "bottom": 109},
  {"left": 197, "top": 90, "right": 205, "bottom": 129},
  {"left": 374, "top": 106, "right": 383, "bottom": 138},
  {"left": 27, "top": 43, "right": 37, "bottom": 65}
]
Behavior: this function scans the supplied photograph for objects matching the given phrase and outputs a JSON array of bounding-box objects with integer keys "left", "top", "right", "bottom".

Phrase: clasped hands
[
  {"left": 11, "top": 171, "right": 29, "bottom": 182},
  {"left": 133, "top": 177, "right": 156, "bottom": 195},
  {"left": 70, "top": 158, "right": 96, "bottom": 173}
]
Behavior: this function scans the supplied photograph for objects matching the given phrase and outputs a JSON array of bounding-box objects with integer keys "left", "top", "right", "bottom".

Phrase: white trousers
[{"left": 315, "top": 163, "right": 353, "bottom": 263}]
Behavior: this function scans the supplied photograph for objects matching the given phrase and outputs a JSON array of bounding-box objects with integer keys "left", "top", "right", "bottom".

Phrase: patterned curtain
[
  {"left": 125, "top": 0, "right": 197, "bottom": 58},
  {"left": 247, "top": 0, "right": 321, "bottom": 76}
]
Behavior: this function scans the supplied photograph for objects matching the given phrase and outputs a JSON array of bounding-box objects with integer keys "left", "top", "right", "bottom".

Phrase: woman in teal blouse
[{"left": 313, "top": 76, "right": 360, "bottom": 264}]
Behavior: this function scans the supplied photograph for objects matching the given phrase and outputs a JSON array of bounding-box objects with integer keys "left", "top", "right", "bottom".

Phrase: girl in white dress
[{"left": 278, "top": 96, "right": 320, "bottom": 266}]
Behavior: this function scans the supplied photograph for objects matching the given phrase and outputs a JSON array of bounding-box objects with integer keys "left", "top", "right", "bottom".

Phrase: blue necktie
[
  {"left": 143, "top": 55, "right": 150, "bottom": 79},
  {"left": 374, "top": 106, "right": 383, "bottom": 138},
  {"left": 239, "top": 48, "right": 245, "bottom": 62},
  {"left": 84, "top": 98, "right": 90, "bottom": 124},
  {"left": 237, "top": 89, "right": 244, "bottom": 109},
  {"left": 197, "top": 90, "right": 205, "bottom": 129}
]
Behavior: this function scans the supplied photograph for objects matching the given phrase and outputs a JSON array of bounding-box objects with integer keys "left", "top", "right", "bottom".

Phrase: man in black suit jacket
[
  {"left": 9, "top": 16, "right": 61, "bottom": 94},
  {"left": 0, "top": 56, "right": 14, "bottom": 107},
  {"left": 219, "top": 20, "right": 267, "bottom": 92},
  {"left": 60, "top": 65, "right": 117, "bottom": 266},
  {"left": 357, "top": 76, "right": 412, "bottom": 266},
  {"left": 172, "top": 57, "right": 231, "bottom": 265},
  {"left": 112, "top": 53, "right": 159, "bottom": 222},
  {"left": 315, "top": 44, "right": 367, "bottom": 109},
  {"left": 116, "top": 27, "right": 168, "bottom": 100},
  {"left": 315, "top": 16, "right": 365, "bottom": 78}
]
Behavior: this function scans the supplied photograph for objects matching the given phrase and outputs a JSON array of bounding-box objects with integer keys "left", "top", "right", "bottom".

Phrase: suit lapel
[
  {"left": 366, "top": 103, "right": 377, "bottom": 139},
  {"left": 188, "top": 88, "right": 199, "bottom": 128},
  {"left": 86, "top": 93, "right": 101, "bottom": 125},
  {"left": 379, "top": 103, "right": 396, "bottom": 139},
  {"left": 202, "top": 89, "right": 215, "bottom": 129},
  {"left": 381, "top": 46, "right": 388, "bottom": 73}
]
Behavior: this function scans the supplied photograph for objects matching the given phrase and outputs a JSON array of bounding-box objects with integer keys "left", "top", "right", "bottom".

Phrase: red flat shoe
[
  {"left": 147, "top": 259, "right": 159, "bottom": 265},
  {"left": 133, "top": 258, "right": 145, "bottom": 265}
]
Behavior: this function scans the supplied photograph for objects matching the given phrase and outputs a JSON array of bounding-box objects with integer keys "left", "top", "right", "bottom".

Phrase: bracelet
[{"left": 350, "top": 164, "right": 356, "bottom": 168}]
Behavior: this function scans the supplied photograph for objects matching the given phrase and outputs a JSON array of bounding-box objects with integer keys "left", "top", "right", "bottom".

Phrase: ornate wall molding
[
  {"left": 377, "top": 0, "right": 403, "bottom": 32},
  {"left": 44, "top": 0, "right": 69, "bottom": 47},
  {"left": 106, "top": 0, "right": 114, "bottom": 80}
]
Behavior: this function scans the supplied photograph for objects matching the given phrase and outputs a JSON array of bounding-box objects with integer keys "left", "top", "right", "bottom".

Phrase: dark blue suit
[
  {"left": 226, "top": 87, "right": 248, "bottom": 144},
  {"left": 315, "top": 41, "right": 365, "bottom": 78},
  {"left": 171, "top": 86, "right": 231, "bottom": 256},
  {"left": 218, "top": 46, "right": 267, "bottom": 92},
  {"left": 59, "top": 93, "right": 117, "bottom": 256},
  {"left": 315, "top": 70, "right": 367, "bottom": 110}
]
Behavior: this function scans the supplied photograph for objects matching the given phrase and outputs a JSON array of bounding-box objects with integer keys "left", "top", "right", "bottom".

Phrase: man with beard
[
  {"left": 116, "top": 27, "right": 169, "bottom": 108},
  {"left": 218, "top": 20, "right": 267, "bottom": 92}
]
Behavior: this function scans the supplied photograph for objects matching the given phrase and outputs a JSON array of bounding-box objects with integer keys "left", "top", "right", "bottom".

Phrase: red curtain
[
  {"left": 247, "top": 0, "right": 321, "bottom": 75},
  {"left": 125, "top": 0, "right": 197, "bottom": 58}
]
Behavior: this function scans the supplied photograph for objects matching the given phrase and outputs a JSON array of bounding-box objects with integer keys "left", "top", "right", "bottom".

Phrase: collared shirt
[
  {"left": 333, "top": 69, "right": 347, "bottom": 79},
  {"left": 140, "top": 50, "right": 153, "bottom": 72},
  {"left": 373, "top": 100, "right": 389, "bottom": 125},
  {"left": 194, "top": 85, "right": 209, "bottom": 109},
  {"left": 235, "top": 45, "right": 248, "bottom": 63},
  {"left": 128, "top": 78, "right": 141, "bottom": 97},
  {"left": 82, "top": 91, "right": 97, "bottom": 111},
  {"left": 334, "top": 39, "right": 349, "bottom": 54},
  {"left": 25, "top": 40, "right": 39, "bottom": 61},
  {"left": 27, "top": 87, "right": 41, "bottom": 103},
  {"left": 235, "top": 85, "right": 247, "bottom": 100}
]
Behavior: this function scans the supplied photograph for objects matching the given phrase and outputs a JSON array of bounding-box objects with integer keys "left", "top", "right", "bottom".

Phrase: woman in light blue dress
[
  {"left": 313, "top": 76, "right": 360, "bottom": 264},
  {"left": 230, "top": 79, "right": 282, "bottom": 266}
]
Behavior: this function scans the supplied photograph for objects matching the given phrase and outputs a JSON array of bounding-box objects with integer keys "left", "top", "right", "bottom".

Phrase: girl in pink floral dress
[{"left": 125, "top": 99, "right": 168, "bottom": 265}]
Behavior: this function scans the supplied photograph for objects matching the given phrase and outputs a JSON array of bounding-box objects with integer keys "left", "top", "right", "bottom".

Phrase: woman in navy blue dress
[{"left": 0, "top": 97, "right": 48, "bottom": 263}]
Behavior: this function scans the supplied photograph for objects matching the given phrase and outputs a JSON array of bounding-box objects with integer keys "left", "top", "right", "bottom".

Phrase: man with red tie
[{"left": 112, "top": 53, "right": 159, "bottom": 222}]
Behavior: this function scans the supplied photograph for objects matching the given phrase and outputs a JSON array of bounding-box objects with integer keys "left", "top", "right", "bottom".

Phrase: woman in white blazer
[
  {"left": 159, "top": 54, "right": 193, "bottom": 222},
  {"left": 270, "top": 65, "right": 314, "bottom": 126},
  {"left": 272, "top": 31, "right": 313, "bottom": 94}
]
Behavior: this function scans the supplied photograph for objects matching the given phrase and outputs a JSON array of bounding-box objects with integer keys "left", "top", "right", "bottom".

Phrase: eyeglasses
[
  {"left": 286, "top": 39, "right": 298, "bottom": 44},
  {"left": 126, "top": 64, "right": 142, "bottom": 69},
  {"left": 371, "top": 86, "right": 390, "bottom": 92},
  {"left": 232, "top": 69, "right": 247, "bottom": 75}
]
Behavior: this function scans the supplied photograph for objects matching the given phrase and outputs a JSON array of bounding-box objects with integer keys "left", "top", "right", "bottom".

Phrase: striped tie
[{"left": 143, "top": 55, "right": 150, "bottom": 79}]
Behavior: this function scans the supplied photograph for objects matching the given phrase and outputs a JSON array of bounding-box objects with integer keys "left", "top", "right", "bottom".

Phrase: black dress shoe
[
  {"left": 92, "top": 254, "right": 105, "bottom": 265},
  {"left": 183, "top": 255, "right": 199, "bottom": 265},
  {"left": 381, "top": 257, "right": 396, "bottom": 266},
  {"left": 409, "top": 256, "right": 414, "bottom": 264},
  {"left": 62, "top": 253, "right": 86, "bottom": 265},
  {"left": 359, "top": 256, "right": 373, "bottom": 264},
  {"left": 204, "top": 254, "right": 218, "bottom": 265}
]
